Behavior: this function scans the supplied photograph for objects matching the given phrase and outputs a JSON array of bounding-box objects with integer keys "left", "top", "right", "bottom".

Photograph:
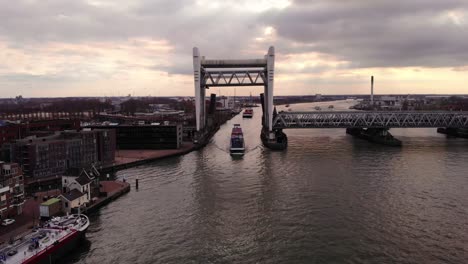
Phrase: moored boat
[
  {"left": 0, "top": 214, "right": 89, "bottom": 264},
  {"left": 230, "top": 124, "right": 245, "bottom": 156},
  {"left": 242, "top": 108, "right": 253, "bottom": 118}
]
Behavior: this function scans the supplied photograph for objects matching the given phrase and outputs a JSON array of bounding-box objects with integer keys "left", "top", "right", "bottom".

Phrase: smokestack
[{"left": 371, "top": 76, "right": 374, "bottom": 106}]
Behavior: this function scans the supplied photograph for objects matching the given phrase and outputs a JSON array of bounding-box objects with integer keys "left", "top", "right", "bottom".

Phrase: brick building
[
  {"left": 0, "top": 162, "right": 25, "bottom": 219},
  {"left": 0, "top": 121, "right": 20, "bottom": 147},
  {"left": 0, "top": 119, "right": 80, "bottom": 147},
  {"left": 2, "top": 129, "right": 115, "bottom": 179}
]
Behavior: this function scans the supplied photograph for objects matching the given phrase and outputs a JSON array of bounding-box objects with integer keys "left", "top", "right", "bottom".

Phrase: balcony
[
  {"left": 13, "top": 192, "right": 24, "bottom": 198},
  {"left": 12, "top": 198, "right": 25, "bottom": 206},
  {"left": 0, "top": 186, "right": 9, "bottom": 194}
]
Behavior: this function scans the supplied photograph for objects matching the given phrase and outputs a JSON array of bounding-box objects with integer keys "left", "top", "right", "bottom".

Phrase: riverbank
[
  {"left": 83, "top": 180, "right": 130, "bottom": 214},
  {"left": 100, "top": 142, "right": 196, "bottom": 173},
  {"left": 99, "top": 111, "right": 241, "bottom": 173}
]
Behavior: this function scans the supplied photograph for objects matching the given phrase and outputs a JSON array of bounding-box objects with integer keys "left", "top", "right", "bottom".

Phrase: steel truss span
[
  {"left": 202, "top": 70, "right": 266, "bottom": 87},
  {"left": 273, "top": 111, "right": 468, "bottom": 129}
]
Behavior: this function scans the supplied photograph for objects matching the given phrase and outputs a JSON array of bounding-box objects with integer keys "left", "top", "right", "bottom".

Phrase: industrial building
[
  {"left": 0, "top": 119, "right": 80, "bottom": 147},
  {"left": 87, "top": 124, "right": 183, "bottom": 149},
  {"left": 2, "top": 129, "right": 115, "bottom": 179}
]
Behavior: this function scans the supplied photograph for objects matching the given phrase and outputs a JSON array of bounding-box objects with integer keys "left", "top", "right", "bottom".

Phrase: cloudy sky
[{"left": 1, "top": 0, "right": 467, "bottom": 97}]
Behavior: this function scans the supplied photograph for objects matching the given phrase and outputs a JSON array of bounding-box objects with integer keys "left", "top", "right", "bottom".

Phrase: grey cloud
[
  {"left": 0, "top": 0, "right": 262, "bottom": 53},
  {"left": 0, "top": 73, "right": 77, "bottom": 82},
  {"left": 1, "top": 0, "right": 468, "bottom": 79},
  {"left": 263, "top": 0, "right": 468, "bottom": 68}
]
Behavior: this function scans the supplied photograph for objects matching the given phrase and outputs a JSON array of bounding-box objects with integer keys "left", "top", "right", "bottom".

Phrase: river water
[{"left": 67, "top": 100, "right": 468, "bottom": 264}]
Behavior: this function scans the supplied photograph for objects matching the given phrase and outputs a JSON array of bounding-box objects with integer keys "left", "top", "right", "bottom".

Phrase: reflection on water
[{"left": 69, "top": 100, "right": 468, "bottom": 263}]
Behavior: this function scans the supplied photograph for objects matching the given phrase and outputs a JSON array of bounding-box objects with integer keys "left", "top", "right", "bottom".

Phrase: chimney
[{"left": 371, "top": 76, "right": 374, "bottom": 106}]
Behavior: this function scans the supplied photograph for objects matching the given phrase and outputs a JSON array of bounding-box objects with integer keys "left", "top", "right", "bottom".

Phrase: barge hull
[{"left": 23, "top": 231, "right": 85, "bottom": 264}]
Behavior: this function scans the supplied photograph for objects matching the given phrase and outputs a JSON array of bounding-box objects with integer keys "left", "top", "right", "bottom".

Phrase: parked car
[
  {"left": 7, "top": 249, "right": 18, "bottom": 256},
  {"left": 1, "top": 219, "right": 15, "bottom": 226}
]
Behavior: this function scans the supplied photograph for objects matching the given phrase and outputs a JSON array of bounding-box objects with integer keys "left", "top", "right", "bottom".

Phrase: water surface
[{"left": 67, "top": 100, "right": 468, "bottom": 263}]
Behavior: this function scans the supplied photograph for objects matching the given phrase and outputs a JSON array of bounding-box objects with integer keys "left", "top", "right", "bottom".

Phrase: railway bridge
[
  {"left": 273, "top": 111, "right": 468, "bottom": 129},
  {"left": 192, "top": 47, "right": 468, "bottom": 149},
  {"left": 271, "top": 110, "right": 468, "bottom": 147}
]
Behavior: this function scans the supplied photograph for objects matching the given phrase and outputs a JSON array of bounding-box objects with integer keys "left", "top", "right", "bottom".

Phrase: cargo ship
[
  {"left": 242, "top": 108, "right": 253, "bottom": 118},
  {"left": 0, "top": 214, "right": 89, "bottom": 264},
  {"left": 230, "top": 124, "right": 245, "bottom": 156}
]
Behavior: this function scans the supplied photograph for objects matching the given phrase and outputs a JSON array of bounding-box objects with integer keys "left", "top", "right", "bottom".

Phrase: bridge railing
[{"left": 273, "top": 111, "right": 468, "bottom": 129}]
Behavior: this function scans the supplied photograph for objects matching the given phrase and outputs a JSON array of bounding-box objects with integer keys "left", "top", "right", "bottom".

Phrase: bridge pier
[
  {"left": 346, "top": 128, "right": 401, "bottom": 146},
  {"left": 437, "top": 127, "right": 468, "bottom": 138},
  {"left": 261, "top": 128, "right": 288, "bottom": 150}
]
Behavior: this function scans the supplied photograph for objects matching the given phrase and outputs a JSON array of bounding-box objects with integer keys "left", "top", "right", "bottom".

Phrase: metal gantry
[
  {"left": 202, "top": 70, "right": 267, "bottom": 87},
  {"left": 273, "top": 111, "right": 468, "bottom": 129},
  {"left": 193, "top": 47, "right": 275, "bottom": 133}
]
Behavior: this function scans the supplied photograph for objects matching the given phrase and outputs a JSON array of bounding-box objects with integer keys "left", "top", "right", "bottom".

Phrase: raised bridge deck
[{"left": 273, "top": 111, "right": 468, "bottom": 129}]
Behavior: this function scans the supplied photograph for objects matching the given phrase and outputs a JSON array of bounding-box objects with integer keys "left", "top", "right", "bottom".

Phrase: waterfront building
[
  {"left": 2, "top": 129, "right": 115, "bottom": 179},
  {"left": 0, "top": 161, "right": 25, "bottom": 219},
  {"left": 59, "top": 189, "right": 88, "bottom": 214},
  {"left": 62, "top": 170, "right": 94, "bottom": 202},
  {"left": 87, "top": 124, "right": 183, "bottom": 149}
]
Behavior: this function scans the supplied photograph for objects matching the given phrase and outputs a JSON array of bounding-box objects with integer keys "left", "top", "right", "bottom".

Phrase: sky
[{"left": 0, "top": 0, "right": 467, "bottom": 97}]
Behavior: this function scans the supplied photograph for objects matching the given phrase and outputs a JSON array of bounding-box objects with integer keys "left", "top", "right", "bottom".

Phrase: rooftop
[
  {"left": 41, "top": 197, "right": 61, "bottom": 206},
  {"left": 61, "top": 189, "right": 84, "bottom": 201},
  {"left": 75, "top": 174, "right": 93, "bottom": 185}
]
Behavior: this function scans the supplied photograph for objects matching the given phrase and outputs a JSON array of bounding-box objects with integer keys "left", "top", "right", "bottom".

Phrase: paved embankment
[
  {"left": 84, "top": 181, "right": 130, "bottom": 213},
  {"left": 101, "top": 142, "right": 195, "bottom": 173}
]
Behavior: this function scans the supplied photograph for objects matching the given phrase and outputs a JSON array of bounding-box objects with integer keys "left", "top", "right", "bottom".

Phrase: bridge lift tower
[{"left": 193, "top": 46, "right": 285, "bottom": 149}]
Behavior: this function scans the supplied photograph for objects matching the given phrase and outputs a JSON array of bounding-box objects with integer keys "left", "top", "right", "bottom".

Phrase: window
[{"left": 65, "top": 202, "right": 68, "bottom": 208}]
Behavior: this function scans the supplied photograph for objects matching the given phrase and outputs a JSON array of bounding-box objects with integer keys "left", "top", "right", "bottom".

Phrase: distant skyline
[{"left": 1, "top": 0, "right": 467, "bottom": 97}]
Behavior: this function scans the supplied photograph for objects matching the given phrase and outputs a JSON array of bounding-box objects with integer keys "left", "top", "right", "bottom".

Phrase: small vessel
[
  {"left": 242, "top": 108, "right": 253, "bottom": 118},
  {"left": 285, "top": 104, "right": 290, "bottom": 107},
  {"left": 230, "top": 124, "right": 245, "bottom": 156},
  {"left": 314, "top": 106, "right": 321, "bottom": 111},
  {"left": 0, "top": 214, "right": 89, "bottom": 264},
  {"left": 328, "top": 105, "right": 334, "bottom": 109}
]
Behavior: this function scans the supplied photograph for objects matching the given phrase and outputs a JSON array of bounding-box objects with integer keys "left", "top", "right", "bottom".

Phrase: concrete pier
[
  {"left": 346, "top": 128, "right": 402, "bottom": 146},
  {"left": 261, "top": 128, "right": 288, "bottom": 150},
  {"left": 437, "top": 127, "right": 468, "bottom": 138}
]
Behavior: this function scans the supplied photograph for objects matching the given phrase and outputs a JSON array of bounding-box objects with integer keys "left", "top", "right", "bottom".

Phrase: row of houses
[{"left": 1, "top": 159, "right": 99, "bottom": 220}]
